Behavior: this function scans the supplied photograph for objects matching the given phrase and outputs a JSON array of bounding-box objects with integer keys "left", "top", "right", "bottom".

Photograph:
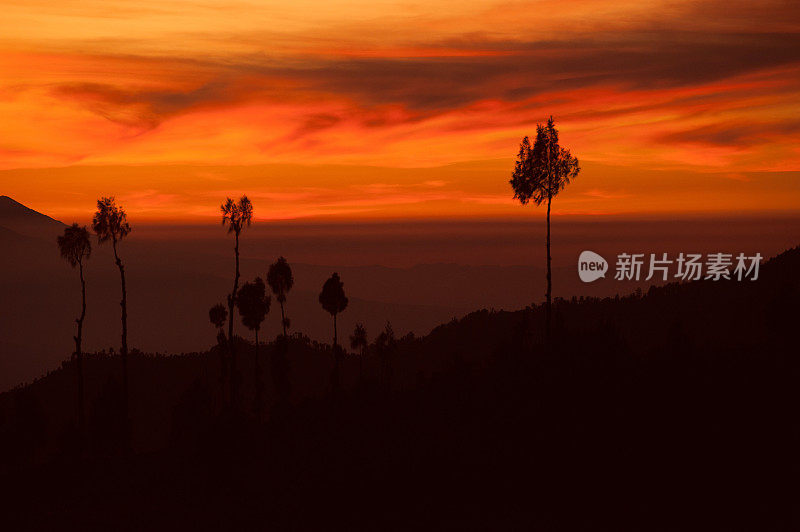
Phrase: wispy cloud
[{"left": 1, "top": 0, "right": 799, "bottom": 218}]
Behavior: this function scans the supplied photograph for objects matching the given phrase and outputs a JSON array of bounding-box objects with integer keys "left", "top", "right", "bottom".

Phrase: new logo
[{"left": 578, "top": 251, "right": 608, "bottom": 283}]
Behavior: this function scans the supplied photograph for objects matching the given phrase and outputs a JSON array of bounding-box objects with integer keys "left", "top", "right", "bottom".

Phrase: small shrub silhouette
[{"left": 350, "top": 323, "right": 368, "bottom": 381}]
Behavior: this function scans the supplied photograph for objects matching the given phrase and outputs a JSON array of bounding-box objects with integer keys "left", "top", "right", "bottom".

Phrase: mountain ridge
[{"left": 0, "top": 195, "right": 66, "bottom": 240}]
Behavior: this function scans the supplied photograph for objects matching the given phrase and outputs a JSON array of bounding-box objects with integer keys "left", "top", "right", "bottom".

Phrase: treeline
[{"left": 54, "top": 195, "right": 404, "bottom": 455}]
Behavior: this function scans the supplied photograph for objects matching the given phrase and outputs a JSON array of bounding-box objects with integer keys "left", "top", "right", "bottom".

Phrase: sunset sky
[{"left": 1, "top": 0, "right": 799, "bottom": 222}]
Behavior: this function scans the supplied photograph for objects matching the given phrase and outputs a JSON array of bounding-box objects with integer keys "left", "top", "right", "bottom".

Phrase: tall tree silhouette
[
  {"left": 350, "top": 323, "right": 368, "bottom": 381},
  {"left": 267, "top": 256, "right": 294, "bottom": 338},
  {"left": 57, "top": 223, "right": 91, "bottom": 440},
  {"left": 221, "top": 195, "right": 253, "bottom": 409},
  {"left": 92, "top": 197, "right": 132, "bottom": 435},
  {"left": 510, "top": 117, "right": 580, "bottom": 342},
  {"left": 319, "top": 272, "right": 349, "bottom": 392},
  {"left": 209, "top": 303, "right": 228, "bottom": 407},
  {"left": 235, "top": 278, "right": 270, "bottom": 418}
]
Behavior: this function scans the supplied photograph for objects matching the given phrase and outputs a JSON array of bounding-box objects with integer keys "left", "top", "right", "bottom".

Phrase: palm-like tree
[
  {"left": 221, "top": 195, "right": 253, "bottom": 409},
  {"left": 267, "top": 256, "right": 294, "bottom": 338},
  {"left": 350, "top": 323, "right": 368, "bottom": 381},
  {"left": 319, "top": 272, "right": 349, "bottom": 392},
  {"left": 235, "top": 278, "right": 270, "bottom": 418},
  {"left": 510, "top": 117, "right": 580, "bottom": 342},
  {"left": 209, "top": 303, "right": 228, "bottom": 405},
  {"left": 57, "top": 223, "right": 91, "bottom": 437},
  {"left": 92, "top": 197, "right": 132, "bottom": 430}
]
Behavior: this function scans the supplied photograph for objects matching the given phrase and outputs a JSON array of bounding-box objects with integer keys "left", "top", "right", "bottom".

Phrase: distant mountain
[{"left": 0, "top": 195, "right": 65, "bottom": 240}]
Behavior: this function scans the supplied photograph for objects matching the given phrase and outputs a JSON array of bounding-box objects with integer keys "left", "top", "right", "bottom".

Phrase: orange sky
[{"left": 1, "top": 0, "right": 799, "bottom": 222}]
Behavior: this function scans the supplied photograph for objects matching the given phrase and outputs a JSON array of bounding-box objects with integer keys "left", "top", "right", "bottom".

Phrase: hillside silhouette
[
  {"left": 0, "top": 245, "right": 796, "bottom": 529},
  {"left": 7, "top": 196, "right": 774, "bottom": 390}
]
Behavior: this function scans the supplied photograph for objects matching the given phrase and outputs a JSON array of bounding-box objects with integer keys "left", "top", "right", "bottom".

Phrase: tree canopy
[
  {"left": 267, "top": 256, "right": 294, "bottom": 303},
  {"left": 92, "top": 197, "right": 131, "bottom": 244},
  {"left": 221, "top": 195, "right": 253, "bottom": 235},
  {"left": 510, "top": 117, "right": 580, "bottom": 206},
  {"left": 319, "top": 272, "right": 348, "bottom": 316},
  {"left": 236, "top": 277, "right": 270, "bottom": 332},
  {"left": 57, "top": 223, "right": 91, "bottom": 267},
  {"left": 209, "top": 303, "right": 228, "bottom": 329}
]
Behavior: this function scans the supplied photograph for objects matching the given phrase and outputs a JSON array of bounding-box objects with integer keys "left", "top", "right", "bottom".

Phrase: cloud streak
[
  {"left": 39, "top": 29, "right": 800, "bottom": 128},
  {"left": 1, "top": 0, "right": 799, "bottom": 218}
]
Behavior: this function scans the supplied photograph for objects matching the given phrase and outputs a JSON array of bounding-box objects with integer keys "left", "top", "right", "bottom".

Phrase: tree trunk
[
  {"left": 113, "top": 239, "right": 129, "bottom": 443},
  {"left": 544, "top": 132, "right": 554, "bottom": 347},
  {"left": 74, "top": 259, "right": 86, "bottom": 447},
  {"left": 228, "top": 231, "right": 240, "bottom": 409},
  {"left": 545, "top": 194, "right": 552, "bottom": 344},
  {"left": 280, "top": 300, "right": 286, "bottom": 337},
  {"left": 332, "top": 314, "right": 339, "bottom": 393}
]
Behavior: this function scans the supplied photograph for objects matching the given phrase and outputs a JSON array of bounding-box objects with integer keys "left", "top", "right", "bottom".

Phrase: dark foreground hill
[{"left": 0, "top": 247, "right": 797, "bottom": 530}]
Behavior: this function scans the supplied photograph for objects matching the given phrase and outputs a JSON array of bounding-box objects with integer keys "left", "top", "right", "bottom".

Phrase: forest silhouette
[{"left": 0, "top": 120, "right": 797, "bottom": 529}]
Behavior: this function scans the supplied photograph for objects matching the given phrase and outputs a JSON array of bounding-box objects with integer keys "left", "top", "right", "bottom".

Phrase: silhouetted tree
[
  {"left": 209, "top": 303, "right": 228, "bottom": 331},
  {"left": 350, "top": 323, "right": 368, "bottom": 381},
  {"left": 92, "top": 196, "right": 132, "bottom": 436},
  {"left": 57, "top": 223, "right": 91, "bottom": 440},
  {"left": 267, "top": 256, "right": 294, "bottom": 338},
  {"left": 221, "top": 195, "right": 253, "bottom": 409},
  {"left": 510, "top": 117, "right": 580, "bottom": 342},
  {"left": 375, "top": 322, "right": 396, "bottom": 393},
  {"left": 267, "top": 256, "right": 294, "bottom": 405},
  {"left": 319, "top": 272, "right": 348, "bottom": 392},
  {"left": 235, "top": 278, "right": 271, "bottom": 418},
  {"left": 209, "top": 303, "right": 229, "bottom": 406}
]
